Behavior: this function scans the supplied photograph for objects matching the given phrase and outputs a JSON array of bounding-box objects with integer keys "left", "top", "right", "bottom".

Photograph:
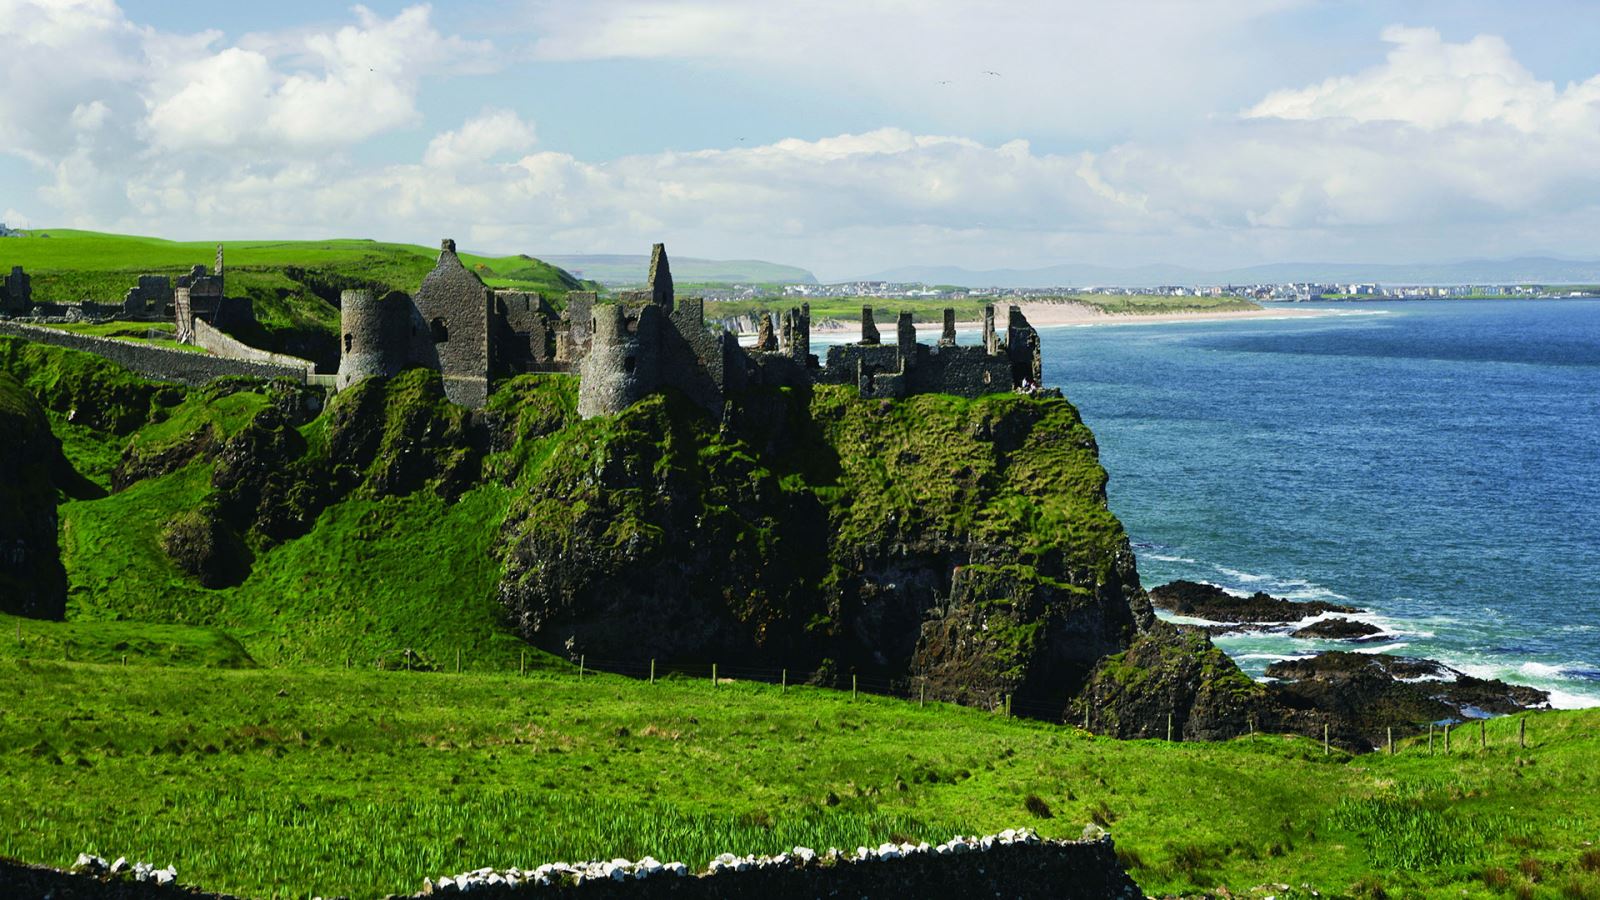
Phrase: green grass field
[
  {"left": 1, "top": 230, "right": 591, "bottom": 342},
  {"left": 2, "top": 654, "right": 1597, "bottom": 899}
]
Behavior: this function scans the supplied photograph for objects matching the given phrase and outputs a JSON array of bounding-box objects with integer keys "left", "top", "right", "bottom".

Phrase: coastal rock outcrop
[
  {"left": 1149, "top": 579, "right": 1358, "bottom": 622},
  {"left": 1265, "top": 652, "right": 1550, "bottom": 731},
  {"left": 1292, "top": 617, "right": 1382, "bottom": 640}
]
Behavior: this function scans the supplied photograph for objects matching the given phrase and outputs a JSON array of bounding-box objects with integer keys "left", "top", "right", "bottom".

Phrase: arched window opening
[
  {"left": 344, "top": 333, "right": 353, "bottom": 353},
  {"left": 431, "top": 317, "right": 449, "bottom": 343},
  {"left": 623, "top": 355, "right": 636, "bottom": 373}
]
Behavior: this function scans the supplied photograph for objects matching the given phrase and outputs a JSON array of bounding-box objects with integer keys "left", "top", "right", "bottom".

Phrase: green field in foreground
[
  {"left": 704, "top": 294, "right": 1258, "bottom": 325},
  {"left": 2, "top": 653, "right": 1597, "bottom": 899}
]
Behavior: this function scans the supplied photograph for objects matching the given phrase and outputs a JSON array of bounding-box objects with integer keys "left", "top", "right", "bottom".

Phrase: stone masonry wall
[
  {"left": 192, "top": 320, "right": 315, "bottom": 374},
  {"left": 0, "top": 322, "right": 309, "bottom": 386}
]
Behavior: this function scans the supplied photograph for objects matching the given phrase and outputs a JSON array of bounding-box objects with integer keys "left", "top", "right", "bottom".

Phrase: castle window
[
  {"left": 623, "top": 355, "right": 636, "bottom": 373},
  {"left": 344, "top": 333, "right": 353, "bottom": 353},
  {"left": 431, "top": 317, "right": 449, "bottom": 343}
]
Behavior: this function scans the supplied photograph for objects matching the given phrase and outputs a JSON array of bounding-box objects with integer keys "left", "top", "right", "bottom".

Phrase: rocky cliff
[
  {"left": 0, "top": 371, "right": 86, "bottom": 617},
  {"left": 496, "top": 383, "right": 1152, "bottom": 712}
]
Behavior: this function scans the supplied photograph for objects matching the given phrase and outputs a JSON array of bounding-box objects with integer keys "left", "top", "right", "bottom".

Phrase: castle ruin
[
  {"left": 0, "top": 266, "right": 31, "bottom": 316},
  {"left": 337, "top": 239, "right": 1043, "bottom": 417}
]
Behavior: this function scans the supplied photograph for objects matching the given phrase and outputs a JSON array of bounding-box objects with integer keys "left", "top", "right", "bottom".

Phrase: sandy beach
[{"left": 804, "top": 301, "right": 1339, "bottom": 335}]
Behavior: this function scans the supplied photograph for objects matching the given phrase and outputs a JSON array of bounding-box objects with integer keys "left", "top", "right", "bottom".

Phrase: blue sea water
[{"left": 1041, "top": 300, "right": 1600, "bottom": 707}]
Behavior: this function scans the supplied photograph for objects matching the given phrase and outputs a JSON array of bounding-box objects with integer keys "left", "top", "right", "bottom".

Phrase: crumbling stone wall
[
  {"left": 819, "top": 303, "right": 1037, "bottom": 401},
  {"left": 122, "top": 275, "right": 172, "bottom": 320},
  {"left": 192, "top": 320, "right": 315, "bottom": 375},
  {"left": 0, "top": 322, "right": 309, "bottom": 386}
]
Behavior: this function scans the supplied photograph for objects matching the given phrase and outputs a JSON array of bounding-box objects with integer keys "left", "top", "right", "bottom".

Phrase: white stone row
[
  {"left": 72, "top": 853, "right": 177, "bottom": 886},
  {"left": 421, "top": 827, "right": 1056, "bottom": 894}
]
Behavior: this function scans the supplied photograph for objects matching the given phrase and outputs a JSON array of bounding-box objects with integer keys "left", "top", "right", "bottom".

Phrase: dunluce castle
[
  {"left": 1, "top": 238, "right": 1043, "bottom": 416},
  {"left": 337, "top": 239, "right": 1043, "bottom": 414}
]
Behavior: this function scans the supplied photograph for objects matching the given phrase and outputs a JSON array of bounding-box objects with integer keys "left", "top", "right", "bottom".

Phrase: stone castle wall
[
  {"left": 192, "top": 319, "right": 315, "bottom": 375},
  {"left": 0, "top": 322, "right": 309, "bottom": 386}
]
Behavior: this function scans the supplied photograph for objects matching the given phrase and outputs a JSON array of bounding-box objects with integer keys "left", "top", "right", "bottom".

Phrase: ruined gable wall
[
  {"left": 662, "top": 297, "right": 733, "bottom": 417},
  {"left": 411, "top": 241, "right": 492, "bottom": 406}
]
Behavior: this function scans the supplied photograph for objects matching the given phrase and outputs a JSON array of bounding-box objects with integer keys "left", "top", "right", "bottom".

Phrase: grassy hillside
[
  {"left": 543, "top": 253, "right": 818, "bottom": 285},
  {"left": 0, "top": 229, "right": 591, "bottom": 343},
  {"left": 2, "top": 658, "right": 1597, "bottom": 899}
]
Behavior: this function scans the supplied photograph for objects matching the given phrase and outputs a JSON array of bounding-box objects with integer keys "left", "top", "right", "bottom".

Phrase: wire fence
[{"left": 18, "top": 628, "right": 1539, "bottom": 754}]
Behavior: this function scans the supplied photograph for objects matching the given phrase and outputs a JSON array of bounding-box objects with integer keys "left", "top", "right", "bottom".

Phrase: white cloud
[
  {"left": 144, "top": 4, "right": 491, "bottom": 152},
  {"left": 424, "top": 110, "right": 539, "bottom": 168},
  {"left": 517, "top": 0, "right": 1308, "bottom": 142},
  {"left": 6, "top": 5, "right": 1600, "bottom": 277},
  {"left": 1246, "top": 25, "right": 1600, "bottom": 133}
]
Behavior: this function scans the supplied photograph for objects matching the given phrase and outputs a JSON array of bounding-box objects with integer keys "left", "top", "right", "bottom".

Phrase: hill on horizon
[
  {"left": 544, "top": 253, "right": 817, "bottom": 285},
  {"left": 852, "top": 257, "right": 1600, "bottom": 289}
]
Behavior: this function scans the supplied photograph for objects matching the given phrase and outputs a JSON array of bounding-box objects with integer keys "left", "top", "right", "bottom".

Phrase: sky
[{"left": 3, "top": 0, "right": 1600, "bottom": 280}]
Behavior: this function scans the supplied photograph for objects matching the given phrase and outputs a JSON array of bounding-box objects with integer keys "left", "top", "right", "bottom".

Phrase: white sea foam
[
  {"left": 1145, "top": 552, "right": 1198, "bottom": 564},
  {"left": 1351, "top": 642, "right": 1410, "bottom": 654}
]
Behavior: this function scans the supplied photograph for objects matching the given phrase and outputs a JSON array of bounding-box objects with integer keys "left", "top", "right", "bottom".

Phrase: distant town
[{"left": 693, "top": 280, "right": 1599, "bottom": 302}]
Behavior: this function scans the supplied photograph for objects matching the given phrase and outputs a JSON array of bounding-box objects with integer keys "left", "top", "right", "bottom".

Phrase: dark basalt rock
[
  {"left": 0, "top": 372, "right": 74, "bottom": 617},
  {"left": 1149, "top": 579, "right": 1360, "bottom": 622},
  {"left": 1266, "top": 652, "right": 1550, "bottom": 735},
  {"left": 1292, "top": 617, "right": 1383, "bottom": 640}
]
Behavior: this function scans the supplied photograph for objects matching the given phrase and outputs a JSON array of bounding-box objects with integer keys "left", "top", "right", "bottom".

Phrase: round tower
[
  {"left": 577, "top": 304, "right": 659, "bottom": 418},
  {"left": 337, "top": 289, "right": 407, "bottom": 389}
]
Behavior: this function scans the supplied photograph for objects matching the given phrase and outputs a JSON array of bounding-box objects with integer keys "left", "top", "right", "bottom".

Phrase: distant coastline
[{"left": 804, "top": 301, "right": 1337, "bottom": 334}]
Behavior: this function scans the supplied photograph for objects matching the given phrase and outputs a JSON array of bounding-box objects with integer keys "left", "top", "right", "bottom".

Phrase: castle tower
[
  {"left": 337, "top": 289, "right": 409, "bottom": 390},
  {"left": 577, "top": 304, "right": 661, "bottom": 418},
  {"left": 647, "top": 243, "right": 673, "bottom": 312}
]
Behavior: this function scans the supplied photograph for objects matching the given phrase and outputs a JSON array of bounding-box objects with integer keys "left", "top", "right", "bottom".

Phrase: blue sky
[{"left": 5, "top": 0, "right": 1600, "bottom": 278}]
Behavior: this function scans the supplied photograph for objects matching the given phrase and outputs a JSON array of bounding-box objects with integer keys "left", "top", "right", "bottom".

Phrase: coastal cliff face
[
  {"left": 496, "top": 384, "right": 1152, "bottom": 710},
  {"left": 0, "top": 371, "right": 71, "bottom": 617}
]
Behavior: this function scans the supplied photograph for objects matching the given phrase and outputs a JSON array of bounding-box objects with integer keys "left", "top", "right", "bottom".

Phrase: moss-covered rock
[
  {"left": 495, "top": 384, "right": 1150, "bottom": 714},
  {"left": 0, "top": 372, "right": 71, "bottom": 617}
]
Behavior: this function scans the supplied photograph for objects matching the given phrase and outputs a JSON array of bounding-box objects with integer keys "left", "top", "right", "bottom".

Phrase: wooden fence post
[
  {"left": 1428, "top": 723, "right": 1434, "bottom": 754},
  {"left": 122, "top": 654, "right": 127, "bottom": 668},
  {"left": 579, "top": 655, "right": 585, "bottom": 679},
  {"left": 852, "top": 674, "right": 858, "bottom": 701},
  {"left": 456, "top": 648, "right": 461, "bottom": 674},
  {"left": 1519, "top": 717, "right": 1526, "bottom": 749},
  {"left": 919, "top": 681, "right": 925, "bottom": 708},
  {"left": 1005, "top": 694, "right": 1012, "bottom": 717},
  {"left": 781, "top": 668, "right": 787, "bottom": 694},
  {"left": 1324, "top": 723, "right": 1330, "bottom": 756},
  {"left": 650, "top": 659, "right": 656, "bottom": 685},
  {"left": 1480, "top": 719, "right": 1486, "bottom": 751},
  {"left": 1387, "top": 727, "right": 1393, "bottom": 755},
  {"left": 711, "top": 663, "right": 717, "bottom": 687},
  {"left": 1083, "top": 704, "right": 1090, "bottom": 730},
  {"left": 1167, "top": 713, "right": 1174, "bottom": 742},
  {"left": 520, "top": 650, "right": 526, "bottom": 677},
  {"left": 1445, "top": 723, "right": 1451, "bottom": 752}
]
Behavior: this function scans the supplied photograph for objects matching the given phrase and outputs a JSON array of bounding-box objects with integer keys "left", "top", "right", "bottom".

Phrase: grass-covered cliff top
[{"left": 1, "top": 229, "right": 591, "bottom": 337}]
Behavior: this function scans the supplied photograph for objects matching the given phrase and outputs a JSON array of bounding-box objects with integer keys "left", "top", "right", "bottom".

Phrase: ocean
[{"left": 1042, "top": 300, "right": 1600, "bottom": 708}]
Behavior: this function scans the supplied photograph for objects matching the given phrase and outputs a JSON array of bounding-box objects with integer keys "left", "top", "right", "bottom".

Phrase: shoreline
[{"left": 803, "top": 302, "right": 1344, "bottom": 334}]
